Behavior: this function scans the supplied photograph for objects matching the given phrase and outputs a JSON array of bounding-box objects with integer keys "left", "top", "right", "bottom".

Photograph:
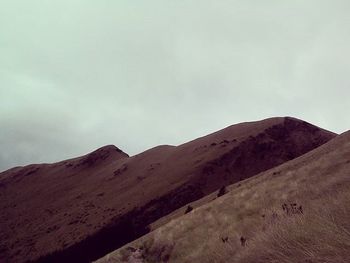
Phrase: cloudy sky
[{"left": 1, "top": 1, "right": 349, "bottom": 172}]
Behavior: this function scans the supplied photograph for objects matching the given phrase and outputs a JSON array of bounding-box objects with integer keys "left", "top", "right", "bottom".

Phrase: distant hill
[{"left": 0, "top": 117, "right": 336, "bottom": 262}]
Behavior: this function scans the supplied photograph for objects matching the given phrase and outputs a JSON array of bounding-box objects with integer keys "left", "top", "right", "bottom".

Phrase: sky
[{"left": 1, "top": 1, "right": 349, "bottom": 172}]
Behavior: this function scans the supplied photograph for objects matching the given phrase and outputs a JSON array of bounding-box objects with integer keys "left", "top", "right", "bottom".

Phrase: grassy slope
[
  {"left": 234, "top": 189, "right": 350, "bottom": 263},
  {"left": 96, "top": 131, "right": 350, "bottom": 263}
]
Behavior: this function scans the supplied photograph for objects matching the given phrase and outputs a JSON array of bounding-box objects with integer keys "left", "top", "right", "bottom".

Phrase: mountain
[
  {"left": 0, "top": 117, "right": 336, "bottom": 262},
  {"left": 97, "top": 130, "right": 350, "bottom": 263}
]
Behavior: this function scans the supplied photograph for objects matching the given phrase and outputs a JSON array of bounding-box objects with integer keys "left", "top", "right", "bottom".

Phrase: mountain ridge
[{"left": 0, "top": 117, "right": 336, "bottom": 262}]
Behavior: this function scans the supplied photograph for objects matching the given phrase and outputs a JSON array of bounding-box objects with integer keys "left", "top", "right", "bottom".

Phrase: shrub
[
  {"left": 185, "top": 205, "right": 193, "bottom": 214},
  {"left": 217, "top": 186, "right": 227, "bottom": 197}
]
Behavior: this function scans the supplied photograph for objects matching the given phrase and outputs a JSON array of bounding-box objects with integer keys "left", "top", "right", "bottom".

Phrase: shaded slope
[
  {"left": 97, "top": 130, "right": 350, "bottom": 263},
  {"left": 0, "top": 117, "right": 336, "bottom": 262}
]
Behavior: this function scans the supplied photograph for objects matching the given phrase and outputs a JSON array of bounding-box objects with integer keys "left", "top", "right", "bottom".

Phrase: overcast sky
[{"left": 1, "top": 1, "right": 349, "bottom": 172}]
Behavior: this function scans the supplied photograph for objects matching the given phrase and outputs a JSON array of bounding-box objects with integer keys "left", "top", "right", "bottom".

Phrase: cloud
[{"left": 1, "top": 0, "right": 350, "bottom": 171}]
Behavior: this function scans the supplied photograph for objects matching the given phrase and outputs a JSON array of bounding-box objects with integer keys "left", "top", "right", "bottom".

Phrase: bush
[
  {"left": 185, "top": 205, "right": 193, "bottom": 214},
  {"left": 217, "top": 186, "right": 227, "bottom": 197}
]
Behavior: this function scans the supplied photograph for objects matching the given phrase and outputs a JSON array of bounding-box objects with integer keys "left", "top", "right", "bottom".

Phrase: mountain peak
[
  {"left": 93, "top": 144, "right": 127, "bottom": 155},
  {"left": 77, "top": 145, "right": 129, "bottom": 167}
]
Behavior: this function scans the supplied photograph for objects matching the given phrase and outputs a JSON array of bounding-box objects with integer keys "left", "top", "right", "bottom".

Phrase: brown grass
[
  {"left": 106, "top": 191, "right": 350, "bottom": 263},
  {"left": 215, "top": 189, "right": 350, "bottom": 263},
  {"left": 96, "top": 132, "right": 350, "bottom": 263}
]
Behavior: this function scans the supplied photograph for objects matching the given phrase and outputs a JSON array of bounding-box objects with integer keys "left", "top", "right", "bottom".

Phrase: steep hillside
[
  {"left": 0, "top": 117, "right": 336, "bottom": 262},
  {"left": 97, "top": 130, "right": 350, "bottom": 263}
]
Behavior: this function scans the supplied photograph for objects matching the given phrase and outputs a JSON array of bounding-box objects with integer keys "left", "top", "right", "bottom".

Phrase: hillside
[
  {"left": 97, "top": 130, "right": 350, "bottom": 263},
  {"left": 0, "top": 117, "right": 336, "bottom": 262}
]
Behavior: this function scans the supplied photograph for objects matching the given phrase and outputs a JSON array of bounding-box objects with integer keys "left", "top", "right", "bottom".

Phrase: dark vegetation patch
[
  {"left": 24, "top": 167, "right": 40, "bottom": 176},
  {"left": 185, "top": 205, "right": 193, "bottom": 214},
  {"left": 240, "top": 236, "right": 247, "bottom": 247},
  {"left": 217, "top": 186, "right": 227, "bottom": 197},
  {"left": 32, "top": 184, "right": 203, "bottom": 263},
  {"left": 221, "top": 237, "right": 229, "bottom": 243},
  {"left": 113, "top": 164, "right": 128, "bottom": 177},
  {"left": 282, "top": 203, "right": 303, "bottom": 216}
]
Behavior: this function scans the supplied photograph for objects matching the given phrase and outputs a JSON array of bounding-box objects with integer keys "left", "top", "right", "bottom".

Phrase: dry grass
[
  {"left": 215, "top": 189, "right": 350, "bottom": 263},
  {"left": 137, "top": 190, "right": 350, "bottom": 263},
  {"left": 96, "top": 132, "right": 350, "bottom": 263}
]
